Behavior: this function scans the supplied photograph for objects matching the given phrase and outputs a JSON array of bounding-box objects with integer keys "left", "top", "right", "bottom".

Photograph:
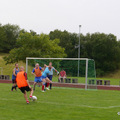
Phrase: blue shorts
[
  {"left": 47, "top": 75, "right": 53, "bottom": 81},
  {"left": 41, "top": 76, "right": 46, "bottom": 80},
  {"left": 34, "top": 76, "right": 42, "bottom": 83}
]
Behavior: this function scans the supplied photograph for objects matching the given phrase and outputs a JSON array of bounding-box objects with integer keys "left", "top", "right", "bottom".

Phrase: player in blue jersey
[
  {"left": 41, "top": 66, "right": 52, "bottom": 92},
  {"left": 11, "top": 63, "right": 19, "bottom": 91},
  {"left": 46, "top": 62, "right": 59, "bottom": 90}
]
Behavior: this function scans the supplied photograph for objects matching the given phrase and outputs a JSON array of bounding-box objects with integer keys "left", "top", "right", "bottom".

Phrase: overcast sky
[{"left": 0, "top": 0, "right": 120, "bottom": 39}]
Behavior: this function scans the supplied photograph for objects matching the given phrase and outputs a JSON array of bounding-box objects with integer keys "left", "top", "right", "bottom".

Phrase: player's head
[
  {"left": 48, "top": 66, "right": 51, "bottom": 70},
  {"left": 49, "top": 62, "right": 52, "bottom": 67},
  {"left": 35, "top": 63, "right": 39, "bottom": 68},
  {"left": 20, "top": 66, "right": 24, "bottom": 71},
  {"left": 15, "top": 63, "right": 18, "bottom": 68}
]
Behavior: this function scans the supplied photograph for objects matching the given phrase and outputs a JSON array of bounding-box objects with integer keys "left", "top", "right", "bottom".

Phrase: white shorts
[{"left": 59, "top": 76, "right": 66, "bottom": 79}]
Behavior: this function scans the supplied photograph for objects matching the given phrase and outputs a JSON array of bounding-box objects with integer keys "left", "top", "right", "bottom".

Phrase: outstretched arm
[{"left": 53, "top": 67, "right": 59, "bottom": 75}]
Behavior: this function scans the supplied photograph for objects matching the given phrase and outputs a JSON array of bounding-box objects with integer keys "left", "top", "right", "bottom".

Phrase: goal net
[{"left": 26, "top": 57, "right": 96, "bottom": 90}]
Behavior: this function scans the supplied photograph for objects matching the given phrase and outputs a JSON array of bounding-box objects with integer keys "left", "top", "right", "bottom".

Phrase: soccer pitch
[{"left": 0, "top": 83, "right": 120, "bottom": 120}]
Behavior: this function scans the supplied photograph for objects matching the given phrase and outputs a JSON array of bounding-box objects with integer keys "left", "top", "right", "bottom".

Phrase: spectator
[{"left": 59, "top": 69, "right": 66, "bottom": 82}]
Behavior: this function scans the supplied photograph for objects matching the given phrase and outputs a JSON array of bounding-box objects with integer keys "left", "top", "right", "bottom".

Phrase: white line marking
[{"left": 0, "top": 98, "right": 119, "bottom": 109}]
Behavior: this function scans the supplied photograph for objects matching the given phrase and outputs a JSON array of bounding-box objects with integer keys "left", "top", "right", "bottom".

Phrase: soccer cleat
[
  {"left": 29, "top": 96, "right": 33, "bottom": 100},
  {"left": 26, "top": 100, "right": 30, "bottom": 104},
  {"left": 46, "top": 87, "right": 50, "bottom": 90},
  {"left": 41, "top": 90, "right": 45, "bottom": 92}
]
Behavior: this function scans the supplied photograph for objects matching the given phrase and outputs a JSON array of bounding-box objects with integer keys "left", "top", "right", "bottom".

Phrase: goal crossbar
[{"left": 26, "top": 57, "right": 89, "bottom": 60}]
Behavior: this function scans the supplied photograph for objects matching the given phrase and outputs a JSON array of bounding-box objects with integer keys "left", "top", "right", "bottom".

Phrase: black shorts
[
  {"left": 19, "top": 86, "right": 31, "bottom": 93},
  {"left": 12, "top": 79, "right": 16, "bottom": 83}
]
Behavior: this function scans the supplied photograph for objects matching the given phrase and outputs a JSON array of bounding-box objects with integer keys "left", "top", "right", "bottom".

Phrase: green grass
[{"left": 0, "top": 83, "right": 120, "bottom": 120}]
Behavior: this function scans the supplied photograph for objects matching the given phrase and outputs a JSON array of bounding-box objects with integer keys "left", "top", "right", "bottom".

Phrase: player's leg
[
  {"left": 59, "top": 76, "right": 62, "bottom": 82},
  {"left": 33, "top": 82, "right": 37, "bottom": 91},
  {"left": 11, "top": 80, "right": 16, "bottom": 91},
  {"left": 45, "top": 76, "right": 48, "bottom": 88},
  {"left": 41, "top": 79, "right": 46, "bottom": 92},
  {"left": 29, "top": 87, "right": 33, "bottom": 98},
  {"left": 14, "top": 79, "right": 17, "bottom": 90},
  {"left": 33, "top": 77, "right": 39, "bottom": 91},
  {"left": 24, "top": 91, "right": 28, "bottom": 101},
  {"left": 45, "top": 77, "right": 52, "bottom": 83},
  {"left": 46, "top": 75, "right": 53, "bottom": 90},
  {"left": 25, "top": 86, "right": 33, "bottom": 102},
  {"left": 20, "top": 87, "right": 29, "bottom": 104},
  {"left": 45, "top": 77, "right": 52, "bottom": 91},
  {"left": 63, "top": 76, "right": 66, "bottom": 83},
  {"left": 14, "top": 83, "right": 17, "bottom": 91},
  {"left": 50, "top": 75, "right": 53, "bottom": 89},
  {"left": 46, "top": 75, "right": 50, "bottom": 90}
]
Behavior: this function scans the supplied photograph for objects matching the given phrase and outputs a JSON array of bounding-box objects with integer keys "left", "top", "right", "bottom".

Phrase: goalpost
[{"left": 26, "top": 57, "right": 96, "bottom": 90}]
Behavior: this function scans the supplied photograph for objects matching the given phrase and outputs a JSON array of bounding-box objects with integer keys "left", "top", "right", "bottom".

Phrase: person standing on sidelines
[
  {"left": 16, "top": 66, "right": 33, "bottom": 104},
  {"left": 31, "top": 63, "right": 43, "bottom": 91},
  {"left": 11, "top": 63, "right": 19, "bottom": 91},
  {"left": 46, "top": 62, "right": 59, "bottom": 90}
]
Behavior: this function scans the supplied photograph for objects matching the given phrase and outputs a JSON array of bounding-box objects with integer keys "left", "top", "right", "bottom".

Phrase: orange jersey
[
  {"left": 35, "top": 67, "right": 42, "bottom": 77},
  {"left": 16, "top": 71, "right": 28, "bottom": 88}
]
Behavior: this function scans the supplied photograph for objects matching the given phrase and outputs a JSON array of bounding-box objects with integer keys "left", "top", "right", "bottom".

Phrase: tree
[
  {"left": 0, "top": 26, "right": 7, "bottom": 52},
  {"left": 4, "top": 32, "right": 66, "bottom": 64},
  {"left": 49, "top": 29, "right": 78, "bottom": 58},
  {"left": 2, "top": 24, "right": 20, "bottom": 52},
  {"left": 83, "top": 33, "right": 120, "bottom": 76}
]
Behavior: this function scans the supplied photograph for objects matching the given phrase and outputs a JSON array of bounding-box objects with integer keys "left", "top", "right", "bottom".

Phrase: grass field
[{"left": 1, "top": 83, "right": 120, "bottom": 120}]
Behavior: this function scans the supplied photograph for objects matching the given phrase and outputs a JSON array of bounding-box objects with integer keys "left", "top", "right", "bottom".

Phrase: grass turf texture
[{"left": 0, "top": 83, "right": 120, "bottom": 120}]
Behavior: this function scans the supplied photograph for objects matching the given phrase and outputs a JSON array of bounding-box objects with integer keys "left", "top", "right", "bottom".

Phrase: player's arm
[
  {"left": 53, "top": 67, "right": 59, "bottom": 75},
  {"left": 24, "top": 72, "right": 32, "bottom": 88},
  {"left": 41, "top": 67, "right": 44, "bottom": 71},
  {"left": 39, "top": 67, "right": 44, "bottom": 71},
  {"left": 13, "top": 69, "right": 16, "bottom": 76},
  {"left": 44, "top": 64, "right": 48, "bottom": 68},
  {"left": 31, "top": 68, "right": 36, "bottom": 77}
]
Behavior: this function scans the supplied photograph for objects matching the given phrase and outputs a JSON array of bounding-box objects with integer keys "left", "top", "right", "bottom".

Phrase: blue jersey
[
  {"left": 42, "top": 67, "right": 50, "bottom": 77},
  {"left": 48, "top": 67, "right": 55, "bottom": 75},
  {"left": 12, "top": 68, "right": 19, "bottom": 80}
]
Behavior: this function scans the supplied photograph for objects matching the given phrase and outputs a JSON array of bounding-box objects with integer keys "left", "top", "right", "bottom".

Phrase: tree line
[{"left": 1, "top": 23, "right": 120, "bottom": 76}]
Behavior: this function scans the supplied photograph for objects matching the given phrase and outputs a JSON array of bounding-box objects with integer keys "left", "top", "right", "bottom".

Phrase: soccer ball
[{"left": 32, "top": 96, "right": 37, "bottom": 101}]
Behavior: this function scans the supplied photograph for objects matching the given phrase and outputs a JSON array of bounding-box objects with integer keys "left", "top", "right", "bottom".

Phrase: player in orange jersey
[
  {"left": 31, "top": 63, "right": 44, "bottom": 91},
  {"left": 16, "top": 66, "right": 33, "bottom": 104}
]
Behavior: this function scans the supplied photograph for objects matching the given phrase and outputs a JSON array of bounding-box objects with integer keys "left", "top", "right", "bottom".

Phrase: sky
[{"left": 0, "top": 0, "right": 120, "bottom": 39}]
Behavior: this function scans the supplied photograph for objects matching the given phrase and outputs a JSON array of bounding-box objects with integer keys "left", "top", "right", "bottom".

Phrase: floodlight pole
[{"left": 78, "top": 25, "right": 81, "bottom": 77}]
